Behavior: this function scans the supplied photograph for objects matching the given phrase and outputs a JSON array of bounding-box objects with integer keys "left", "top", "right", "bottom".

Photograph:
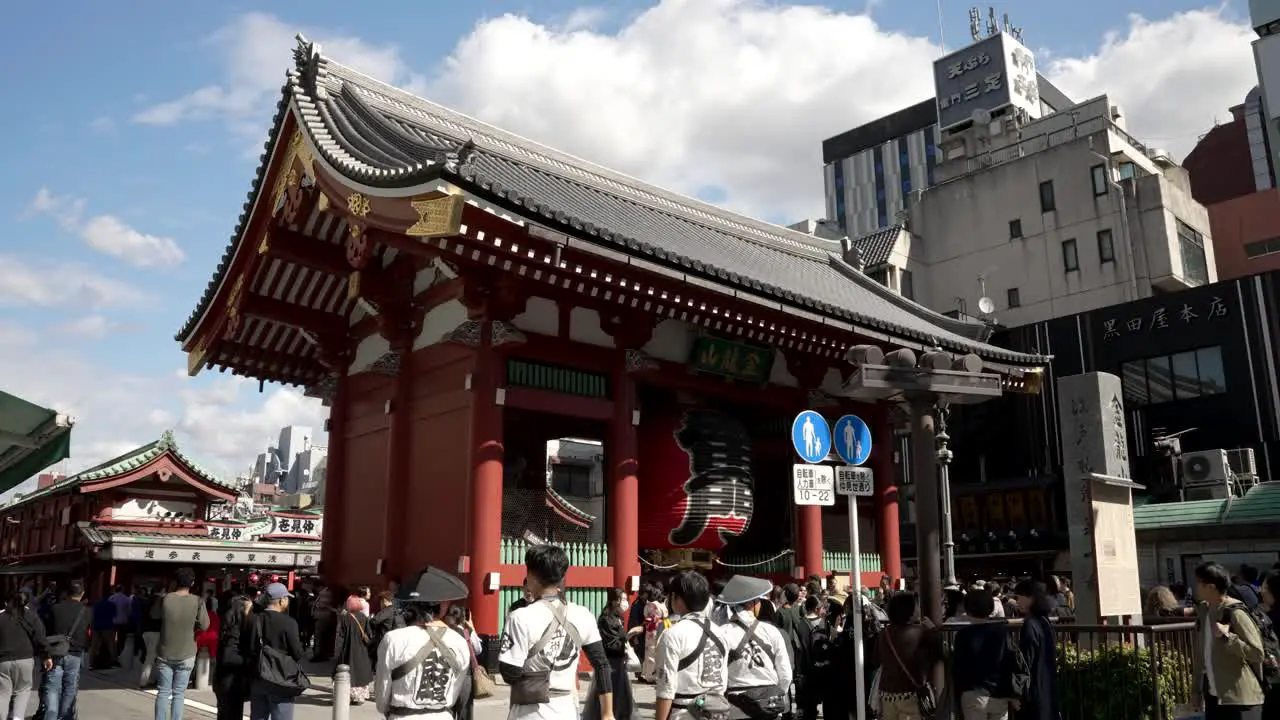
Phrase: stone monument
[{"left": 1056, "top": 372, "right": 1144, "bottom": 625}]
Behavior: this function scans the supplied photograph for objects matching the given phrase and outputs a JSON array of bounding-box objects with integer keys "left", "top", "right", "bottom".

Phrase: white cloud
[
  {"left": 0, "top": 321, "right": 329, "bottom": 484},
  {"left": 89, "top": 116, "right": 116, "bottom": 135},
  {"left": 132, "top": 11, "right": 425, "bottom": 138},
  {"left": 26, "top": 188, "right": 186, "bottom": 269},
  {"left": 0, "top": 254, "right": 149, "bottom": 309},
  {"left": 54, "top": 314, "right": 114, "bottom": 339},
  {"left": 137, "top": 4, "right": 1258, "bottom": 222}
]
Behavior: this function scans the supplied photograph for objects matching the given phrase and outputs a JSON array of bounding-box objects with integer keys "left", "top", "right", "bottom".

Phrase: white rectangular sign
[
  {"left": 793, "top": 464, "right": 835, "bottom": 506},
  {"left": 835, "top": 466, "right": 874, "bottom": 497}
]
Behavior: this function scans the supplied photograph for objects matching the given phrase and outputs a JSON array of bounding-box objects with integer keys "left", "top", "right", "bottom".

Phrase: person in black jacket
[
  {"left": 585, "top": 589, "right": 635, "bottom": 720},
  {"left": 952, "top": 588, "right": 1019, "bottom": 719},
  {"left": 243, "top": 583, "right": 305, "bottom": 720},
  {"left": 367, "top": 590, "right": 404, "bottom": 671},
  {"left": 0, "top": 590, "right": 51, "bottom": 720},
  {"left": 40, "top": 582, "right": 90, "bottom": 720},
  {"left": 215, "top": 595, "right": 254, "bottom": 720}
]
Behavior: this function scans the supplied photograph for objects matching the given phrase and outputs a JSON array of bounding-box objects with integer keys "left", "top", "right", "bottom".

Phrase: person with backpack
[
  {"left": 798, "top": 596, "right": 832, "bottom": 720},
  {"left": 243, "top": 583, "right": 306, "bottom": 720},
  {"left": 951, "top": 588, "right": 1027, "bottom": 720},
  {"left": 1191, "top": 561, "right": 1268, "bottom": 719},
  {"left": 1260, "top": 571, "right": 1280, "bottom": 720},
  {"left": 718, "top": 576, "right": 792, "bottom": 720}
]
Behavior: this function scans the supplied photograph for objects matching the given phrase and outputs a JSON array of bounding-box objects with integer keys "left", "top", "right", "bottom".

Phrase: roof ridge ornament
[
  {"left": 159, "top": 429, "right": 177, "bottom": 451},
  {"left": 444, "top": 138, "right": 477, "bottom": 175},
  {"left": 293, "top": 34, "right": 323, "bottom": 95}
]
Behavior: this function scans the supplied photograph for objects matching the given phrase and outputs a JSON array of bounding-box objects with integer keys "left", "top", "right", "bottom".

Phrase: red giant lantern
[{"left": 638, "top": 402, "right": 755, "bottom": 550}]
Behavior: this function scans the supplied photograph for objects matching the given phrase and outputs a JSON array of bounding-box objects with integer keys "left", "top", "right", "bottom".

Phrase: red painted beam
[
  {"left": 503, "top": 387, "right": 614, "bottom": 421},
  {"left": 240, "top": 294, "right": 339, "bottom": 335}
]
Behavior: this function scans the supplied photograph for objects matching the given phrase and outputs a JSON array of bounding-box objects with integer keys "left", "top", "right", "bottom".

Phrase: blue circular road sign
[
  {"left": 791, "top": 411, "right": 832, "bottom": 464},
  {"left": 832, "top": 414, "right": 873, "bottom": 466}
]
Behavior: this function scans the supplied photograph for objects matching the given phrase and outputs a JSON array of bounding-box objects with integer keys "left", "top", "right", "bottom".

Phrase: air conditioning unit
[
  {"left": 1180, "top": 449, "right": 1234, "bottom": 500},
  {"left": 1226, "top": 448, "right": 1258, "bottom": 479}
]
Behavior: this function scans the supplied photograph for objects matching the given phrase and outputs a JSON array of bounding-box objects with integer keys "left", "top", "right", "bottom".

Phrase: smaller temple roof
[
  {"left": 0, "top": 390, "right": 73, "bottom": 493},
  {"left": 851, "top": 226, "right": 905, "bottom": 270},
  {"left": 7, "top": 430, "right": 237, "bottom": 508},
  {"left": 1133, "top": 482, "right": 1280, "bottom": 531}
]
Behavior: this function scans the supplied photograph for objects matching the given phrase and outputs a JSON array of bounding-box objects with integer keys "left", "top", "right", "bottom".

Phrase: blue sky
[{"left": 0, "top": 1, "right": 1260, "bottom": 487}]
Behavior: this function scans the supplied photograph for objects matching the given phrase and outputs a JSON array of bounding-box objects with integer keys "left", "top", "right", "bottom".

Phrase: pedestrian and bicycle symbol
[
  {"left": 832, "top": 414, "right": 872, "bottom": 466},
  {"left": 791, "top": 410, "right": 831, "bottom": 464}
]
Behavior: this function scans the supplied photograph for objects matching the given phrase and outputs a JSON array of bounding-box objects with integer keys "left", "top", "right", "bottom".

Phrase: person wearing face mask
[{"left": 584, "top": 589, "right": 636, "bottom": 720}]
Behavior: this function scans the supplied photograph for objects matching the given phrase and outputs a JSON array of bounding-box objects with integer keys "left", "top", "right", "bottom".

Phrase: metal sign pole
[{"left": 848, "top": 496, "right": 867, "bottom": 720}]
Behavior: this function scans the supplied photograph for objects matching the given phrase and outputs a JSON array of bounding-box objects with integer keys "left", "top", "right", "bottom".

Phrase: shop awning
[{"left": 0, "top": 391, "right": 73, "bottom": 494}]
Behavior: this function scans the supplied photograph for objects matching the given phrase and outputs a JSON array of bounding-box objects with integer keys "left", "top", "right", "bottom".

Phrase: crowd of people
[{"left": 4, "top": 554, "right": 1278, "bottom": 720}]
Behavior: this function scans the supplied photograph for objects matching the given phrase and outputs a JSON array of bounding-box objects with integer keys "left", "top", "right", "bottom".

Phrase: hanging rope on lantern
[
  {"left": 637, "top": 554, "right": 682, "bottom": 570},
  {"left": 714, "top": 550, "right": 794, "bottom": 569}
]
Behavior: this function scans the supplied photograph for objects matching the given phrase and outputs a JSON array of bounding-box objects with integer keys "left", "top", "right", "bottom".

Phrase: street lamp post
[{"left": 936, "top": 403, "right": 958, "bottom": 590}]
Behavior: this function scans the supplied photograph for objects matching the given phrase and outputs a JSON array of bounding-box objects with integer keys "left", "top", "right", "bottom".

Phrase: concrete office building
[
  {"left": 821, "top": 77, "right": 1074, "bottom": 238},
  {"left": 825, "top": 31, "right": 1215, "bottom": 327}
]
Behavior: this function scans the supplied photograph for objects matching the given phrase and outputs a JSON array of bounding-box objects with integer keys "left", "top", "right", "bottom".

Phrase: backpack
[
  {"left": 806, "top": 618, "right": 834, "bottom": 674},
  {"left": 1225, "top": 605, "right": 1280, "bottom": 690}
]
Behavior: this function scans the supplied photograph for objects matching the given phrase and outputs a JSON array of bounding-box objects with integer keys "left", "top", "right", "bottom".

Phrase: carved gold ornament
[
  {"left": 347, "top": 192, "right": 372, "bottom": 218},
  {"left": 258, "top": 233, "right": 271, "bottom": 255},
  {"left": 271, "top": 131, "right": 317, "bottom": 217},
  {"left": 405, "top": 194, "right": 465, "bottom": 238}
]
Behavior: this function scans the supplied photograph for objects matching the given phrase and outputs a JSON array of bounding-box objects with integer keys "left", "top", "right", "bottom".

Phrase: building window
[
  {"left": 833, "top": 162, "right": 847, "bottom": 232},
  {"left": 901, "top": 269, "right": 915, "bottom": 300},
  {"left": 868, "top": 268, "right": 891, "bottom": 287},
  {"left": 1120, "top": 346, "right": 1227, "bottom": 406},
  {"left": 1118, "top": 162, "right": 1136, "bottom": 180},
  {"left": 550, "top": 463, "right": 592, "bottom": 497},
  {"left": 1062, "top": 239, "right": 1079, "bottom": 272},
  {"left": 925, "top": 133, "right": 938, "bottom": 186},
  {"left": 1039, "top": 180, "right": 1056, "bottom": 212},
  {"left": 1007, "top": 287, "right": 1021, "bottom": 308},
  {"left": 1009, "top": 219, "right": 1023, "bottom": 240},
  {"left": 1245, "top": 237, "right": 1280, "bottom": 258},
  {"left": 873, "top": 151, "right": 888, "bottom": 229},
  {"left": 1091, "top": 164, "right": 1109, "bottom": 196},
  {"left": 1176, "top": 219, "right": 1210, "bottom": 285},
  {"left": 1097, "top": 229, "right": 1115, "bottom": 263}
]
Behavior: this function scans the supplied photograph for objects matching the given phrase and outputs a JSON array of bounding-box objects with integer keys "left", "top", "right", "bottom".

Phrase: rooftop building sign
[{"left": 933, "top": 31, "right": 1041, "bottom": 132}]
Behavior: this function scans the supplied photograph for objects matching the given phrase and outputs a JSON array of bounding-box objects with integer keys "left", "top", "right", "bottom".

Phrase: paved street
[{"left": 57, "top": 662, "right": 657, "bottom": 720}]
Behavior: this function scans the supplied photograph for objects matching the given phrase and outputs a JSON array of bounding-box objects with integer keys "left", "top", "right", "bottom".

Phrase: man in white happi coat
[
  {"left": 374, "top": 567, "right": 474, "bottom": 719},
  {"left": 717, "top": 576, "right": 794, "bottom": 720},
  {"left": 655, "top": 571, "right": 729, "bottom": 720},
  {"left": 499, "top": 544, "right": 614, "bottom": 720}
]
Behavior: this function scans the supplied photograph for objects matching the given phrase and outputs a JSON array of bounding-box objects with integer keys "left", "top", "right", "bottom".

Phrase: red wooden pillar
[
  {"left": 320, "top": 365, "right": 349, "bottom": 584},
  {"left": 874, "top": 408, "right": 901, "bottom": 580},
  {"left": 609, "top": 359, "right": 640, "bottom": 591},
  {"left": 468, "top": 322, "right": 504, "bottom": 637},
  {"left": 796, "top": 505, "right": 824, "bottom": 579},
  {"left": 383, "top": 341, "right": 414, "bottom": 582}
]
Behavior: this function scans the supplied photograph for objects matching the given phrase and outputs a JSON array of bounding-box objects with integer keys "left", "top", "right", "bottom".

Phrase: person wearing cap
[
  {"left": 243, "top": 582, "right": 305, "bottom": 719},
  {"left": 374, "top": 566, "right": 473, "bottom": 719},
  {"left": 718, "top": 576, "right": 793, "bottom": 720}
]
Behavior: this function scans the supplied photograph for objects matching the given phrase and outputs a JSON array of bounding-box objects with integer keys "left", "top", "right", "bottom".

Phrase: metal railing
[{"left": 936, "top": 619, "right": 1195, "bottom": 720}]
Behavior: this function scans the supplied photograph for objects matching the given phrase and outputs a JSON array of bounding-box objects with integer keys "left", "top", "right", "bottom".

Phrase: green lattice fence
[
  {"left": 499, "top": 537, "right": 610, "bottom": 566},
  {"left": 720, "top": 551, "right": 882, "bottom": 575}
]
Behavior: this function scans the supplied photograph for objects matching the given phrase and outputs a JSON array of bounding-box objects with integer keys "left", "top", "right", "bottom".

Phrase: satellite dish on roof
[{"left": 977, "top": 296, "right": 996, "bottom": 315}]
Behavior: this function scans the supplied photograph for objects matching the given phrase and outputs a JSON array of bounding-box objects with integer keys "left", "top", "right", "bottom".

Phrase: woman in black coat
[
  {"left": 213, "top": 595, "right": 253, "bottom": 720},
  {"left": 584, "top": 588, "right": 636, "bottom": 720},
  {"left": 366, "top": 590, "right": 404, "bottom": 670},
  {"left": 1012, "top": 580, "right": 1060, "bottom": 720},
  {"left": 333, "top": 598, "right": 375, "bottom": 705}
]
